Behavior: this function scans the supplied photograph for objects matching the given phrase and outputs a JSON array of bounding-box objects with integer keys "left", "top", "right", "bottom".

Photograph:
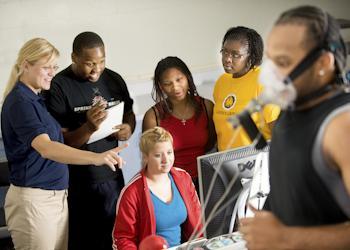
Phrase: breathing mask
[{"left": 259, "top": 46, "right": 327, "bottom": 110}]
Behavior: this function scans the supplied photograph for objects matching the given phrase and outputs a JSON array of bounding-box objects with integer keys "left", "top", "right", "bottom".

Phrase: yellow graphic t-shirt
[{"left": 213, "top": 67, "right": 280, "bottom": 151}]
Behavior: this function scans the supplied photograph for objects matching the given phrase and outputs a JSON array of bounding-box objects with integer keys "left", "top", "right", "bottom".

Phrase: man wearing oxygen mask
[{"left": 240, "top": 5, "right": 350, "bottom": 249}]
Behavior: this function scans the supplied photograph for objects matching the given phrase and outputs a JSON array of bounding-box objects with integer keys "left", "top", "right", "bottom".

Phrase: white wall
[{"left": 0, "top": 0, "right": 349, "bottom": 102}]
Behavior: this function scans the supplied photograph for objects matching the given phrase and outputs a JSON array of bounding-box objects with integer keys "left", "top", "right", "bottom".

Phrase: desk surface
[{"left": 168, "top": 232, "right": 246, "bottom": 250}]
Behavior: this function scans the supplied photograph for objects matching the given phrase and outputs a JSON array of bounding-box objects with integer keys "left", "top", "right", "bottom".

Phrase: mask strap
[
  {"left": 236, "top": 110, "right": 268, "bottom": 150},
  {"left": 283, "top": 46, "right": 325, "bottom": 84},
  {"left": 294, "top": 84, "right": 333, "bottom": 106},
  {"left": 281, "top": 46, "right": 329, "bottom": 108}
]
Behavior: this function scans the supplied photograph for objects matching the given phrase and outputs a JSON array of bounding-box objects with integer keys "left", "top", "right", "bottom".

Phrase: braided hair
[
  {"left": 222, "top": 26, "right": 264, "bottom": 69},
  {"left": 152, "top": 56, "right": 202, "bottom": 119},
  {"left": 276, "top": 5, "right": 348, "bottom": 84}
]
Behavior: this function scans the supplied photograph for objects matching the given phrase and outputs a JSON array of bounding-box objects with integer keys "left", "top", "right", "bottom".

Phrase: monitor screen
[{"left": 197, "top": 145, "right": 269, "bottom": 239}]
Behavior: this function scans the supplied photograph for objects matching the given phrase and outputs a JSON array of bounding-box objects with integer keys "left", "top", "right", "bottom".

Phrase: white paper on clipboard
[{"left": 87, "top": 102, "right": 124, "bottom": 144}]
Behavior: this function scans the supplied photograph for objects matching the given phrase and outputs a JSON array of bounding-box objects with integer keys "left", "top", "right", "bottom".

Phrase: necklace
[
  {"left": 172, "top": 103, "right": 189, "bottom": 126},
  {"left": 180, "top": 118, "right": 186, "bottom": 126}
]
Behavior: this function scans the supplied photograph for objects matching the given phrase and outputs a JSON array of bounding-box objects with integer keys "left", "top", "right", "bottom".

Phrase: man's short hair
[{"left": 72, "top": 31, "right": 104, "bottom": 55}]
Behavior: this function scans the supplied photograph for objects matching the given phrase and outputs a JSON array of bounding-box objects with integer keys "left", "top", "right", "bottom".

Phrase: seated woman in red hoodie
[{"left": 112, "top": 127, "right": 202, "bottom": 249}]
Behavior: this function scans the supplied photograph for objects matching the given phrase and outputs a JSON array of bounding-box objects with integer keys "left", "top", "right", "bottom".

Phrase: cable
[{"left": 184, "top": 128, "right": 242, "bottom": 249}]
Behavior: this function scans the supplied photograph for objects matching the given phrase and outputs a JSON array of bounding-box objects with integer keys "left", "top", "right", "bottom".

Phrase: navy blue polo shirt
[{"left": 1, "top": 82, "right": 68, "bottom": 190}]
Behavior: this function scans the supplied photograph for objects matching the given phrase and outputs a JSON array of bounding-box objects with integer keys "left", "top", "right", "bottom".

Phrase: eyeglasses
[
  {"left": 29, "top": 60, "right": 59, "bottom": 72},
  {"left": 41, "top": 65, "right": 59, "bottom": 72},
  {"left": 220, "top": 48, "right": 248, "bottom": 60}
]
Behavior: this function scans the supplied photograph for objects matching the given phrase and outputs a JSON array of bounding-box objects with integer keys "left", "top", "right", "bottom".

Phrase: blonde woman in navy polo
[{"left": 1, "top": 38, "right": 126, "bottom": 250}]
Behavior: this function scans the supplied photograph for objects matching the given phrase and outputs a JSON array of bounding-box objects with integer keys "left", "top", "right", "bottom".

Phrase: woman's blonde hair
[
  {"left": 3, "top": 38, "right": 59, "bottom": 100},
  {"left": 139, "top": 127, "right": 173, "bottom": 156}
]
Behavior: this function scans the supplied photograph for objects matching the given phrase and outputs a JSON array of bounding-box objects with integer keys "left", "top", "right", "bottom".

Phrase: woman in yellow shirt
[{"left": 213, "top": 26, "right": 280, "bottom": 151}]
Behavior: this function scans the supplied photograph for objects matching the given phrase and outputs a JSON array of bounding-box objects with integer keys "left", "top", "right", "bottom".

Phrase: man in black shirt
[
  {"left": 45, "top": 31, "right": 135, "bottom": 250},
  {"left": 240, "top": 6, "right": 350, "bottom": 249}
]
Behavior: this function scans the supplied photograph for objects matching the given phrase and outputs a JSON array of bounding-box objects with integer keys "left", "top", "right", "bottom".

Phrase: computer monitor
[{"left": 197, "top": 145, "right": 269, "bottom": 239}]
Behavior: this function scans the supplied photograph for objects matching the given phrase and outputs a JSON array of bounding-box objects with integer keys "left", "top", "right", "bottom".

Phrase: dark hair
[
  {"left": 72, "top": 31, "right": 104, "bottom": 55},
  {"left": 222, "top": 26, "right": 264, "bottom": 68},
  {"left": 152, "top": 56, "right": 201, "bottom": 119},
  {"left": 276, "top": 5, "right": 348, "bottom": 82}
]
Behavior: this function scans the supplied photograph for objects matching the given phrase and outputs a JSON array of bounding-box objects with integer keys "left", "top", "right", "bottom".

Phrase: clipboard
[{"left": 87, "top": 102, "right": 124, "bottom": 144}]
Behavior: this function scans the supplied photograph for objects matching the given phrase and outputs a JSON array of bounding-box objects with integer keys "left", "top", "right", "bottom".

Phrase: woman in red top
[{"left": 142, "top": 57, "right": 216, "bottom": 189}]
